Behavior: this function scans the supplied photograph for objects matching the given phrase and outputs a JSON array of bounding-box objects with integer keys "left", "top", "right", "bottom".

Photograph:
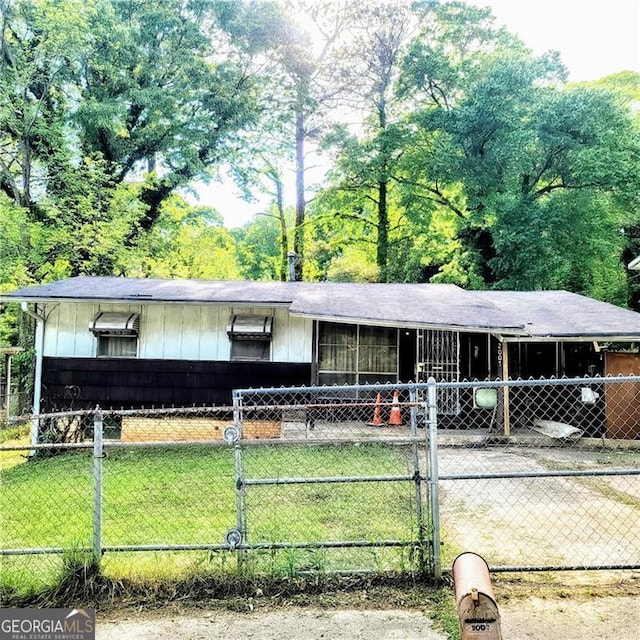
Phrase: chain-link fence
[
  {"left": 0, "top": 390, "right": 430, "bottom": 583},
  {"left": 0, "top": 384, "right": 30, "bottom": 426},
  {"left": 1, "top": 376, "right": 639, "bottom": 585},
  {"left": 434, "top": 377, "right": 640, "bottom": 574},
  {"left": 0, "top": 348, "right": 32, "bottom": 424}
]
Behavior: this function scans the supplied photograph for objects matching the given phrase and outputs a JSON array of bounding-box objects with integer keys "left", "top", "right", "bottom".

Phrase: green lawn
[
  {"left": 0, "top": 424, "right": 30, "bottom": 471},
  {"left": 1, "top": 442, "right": 425, "bottom": 581}
]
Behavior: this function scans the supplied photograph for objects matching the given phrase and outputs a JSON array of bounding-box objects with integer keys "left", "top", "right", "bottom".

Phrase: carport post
[
  {"left": 427, "top": 377, "right": 441, "bottom": 581},
  {"left": 92, "top": 406, "right": 104, "bottom": 565}
]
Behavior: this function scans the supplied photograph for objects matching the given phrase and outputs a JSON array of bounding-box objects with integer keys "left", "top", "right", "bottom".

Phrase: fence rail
[{"left": 1, "top": 376, "right": 639, "bottom": 583}]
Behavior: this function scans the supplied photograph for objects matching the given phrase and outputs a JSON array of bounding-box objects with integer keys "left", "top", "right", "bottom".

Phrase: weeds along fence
[{"left": 1, "top": 376, "right": 640, "bottom": 585}]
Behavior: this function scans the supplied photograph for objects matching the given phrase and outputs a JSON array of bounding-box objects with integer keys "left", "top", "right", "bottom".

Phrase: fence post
[
  {"left": 4, "top": 351, "right": 11, "bottom": 422},
  {"left": 234, "top": 444, "right": 247, "bottom": 541},
  {"left": 92, "top": 405, "right": 103, "bottom": 566},
  {"left": 427, "top": 377, "right": 441, "bottom": 582},
  {"left": 409, "top": 386, "right": 427, "bottom": 572},
  {"left": 232, "top": 389, "right": 242, "bottom": 434},
  {"left": 232, "top": 390, "right": 248, "bottom": 567}
]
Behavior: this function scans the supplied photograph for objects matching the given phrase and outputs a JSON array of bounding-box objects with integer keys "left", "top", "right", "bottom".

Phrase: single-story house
[{"left": 2, "top": 277, "right": 640, "bottom": 436}]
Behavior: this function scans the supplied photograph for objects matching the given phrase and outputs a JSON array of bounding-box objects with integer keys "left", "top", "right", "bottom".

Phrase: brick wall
[{"left": 120, "top": 417, "right": 282, "bottom": 442}]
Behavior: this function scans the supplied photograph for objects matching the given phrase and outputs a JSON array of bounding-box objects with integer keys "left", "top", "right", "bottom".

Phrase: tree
[
  {"left": 326, "top": 1, "right": 417, "bottom": 282},
  {"left": 75, "top": 0, "right": 262, "bottom": 233},
  {"left": 0, "top": 0, "right": 91, "bottom": 210},
  {"left": 234, "top": 206, "right": 287, "bottom": 281},
  {"left": 313, "top": 0, "right": 504, "bottom": 283},
  {"left": 395, "top": 6, "right": 640, "bottom": 297},
  {"left": 1, "top": 0, "right": 268, "bottom": 288},
  {"left": 130, "top": 197, "right": 242, "bottom": 279},
  {"left": 35, "top": 156, "right": 148, "bottom": 279},
  {"left": 591, "top": 72, "right": 640, "bottom": 309},
  {"left": 251, "top": 0, "right": 362, "bottom": 280}
]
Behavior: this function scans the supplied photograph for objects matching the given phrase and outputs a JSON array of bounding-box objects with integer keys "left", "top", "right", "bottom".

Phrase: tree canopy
[{"left": 1, "top": 0, "right": 639, "bottom": 339}]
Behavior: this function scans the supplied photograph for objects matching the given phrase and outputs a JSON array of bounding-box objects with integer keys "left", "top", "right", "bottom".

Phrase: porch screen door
[{"left": 417, "top": 329, "right": 460, "bottom": 415}]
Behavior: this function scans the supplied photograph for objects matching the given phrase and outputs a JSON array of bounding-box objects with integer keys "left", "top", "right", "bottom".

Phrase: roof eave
[
  {"left": 501, "top": 334, "right": 640, "bottom": 343},
  {"left": 288, "top": 311, "right": 527, "bottom": 335},
  {"left": 0, "top": 295, "right": 293, "bottom": 307}
]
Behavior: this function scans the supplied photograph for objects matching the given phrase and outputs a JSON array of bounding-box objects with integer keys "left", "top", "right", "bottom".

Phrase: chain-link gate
[
  {"left": 229, "top": 383, "right": 433, "bottom": 575},
  {"left": 1, "top": 376, "right": 639, "bottom": 585},
  {"left": 431, "top": 377, "right": 640, "bottom": 573}
]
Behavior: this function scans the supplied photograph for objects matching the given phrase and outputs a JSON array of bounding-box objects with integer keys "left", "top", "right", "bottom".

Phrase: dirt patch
[
  {"left": 94, "top": 582, "right": 451, "bottom": 640},
  {"left": 95, "top": 597, "right": 640, "bottom": 640},
  {"left": 97, "top": 608, "right": 443, "bottom": 640},
  {"left": 496, "top": 571, "right": 640, "bottom": 639},
  {"left": 500, "top": 595, "right": 640, "bottom": 640},
  {"left": 95, "top": 573, "right": 640, "bottom": 640}
]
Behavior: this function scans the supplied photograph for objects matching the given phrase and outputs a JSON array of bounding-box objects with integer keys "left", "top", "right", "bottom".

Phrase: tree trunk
[
  {"left": 376, "top": 99, "right": 389, "bottom": 282},
  {"left": 275, "top": 174, "right": 289, "bottom": 282},
  {"left": 293, "top": 106, "right": 305, "bottom": 281},
  {"left": 377, "top": 177, "right": 389, "bottom": 282},
  {"left": 20, "top": 134, "right": 32, "bottom": 209}
]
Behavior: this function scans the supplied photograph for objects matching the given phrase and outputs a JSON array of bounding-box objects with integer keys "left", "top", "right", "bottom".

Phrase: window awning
[
  {"left": 89, "top": 312, "right": 139, "bottom": 335},
  {"left": 227, "top": 315, "right": 273, "bottom": 340}
]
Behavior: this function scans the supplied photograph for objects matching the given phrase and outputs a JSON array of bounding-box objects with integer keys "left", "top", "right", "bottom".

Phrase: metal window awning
[
  {"left": 227, "top": 315, "right": 273, "bottom": 340},
  {"left": 89, "top": 312, "right": 140, "bottom": 335}
]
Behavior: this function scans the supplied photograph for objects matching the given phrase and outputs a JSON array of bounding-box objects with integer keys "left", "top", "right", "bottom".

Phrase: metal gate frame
[{"left": 231, "top": 383, "right": 436, "bottom": 575}]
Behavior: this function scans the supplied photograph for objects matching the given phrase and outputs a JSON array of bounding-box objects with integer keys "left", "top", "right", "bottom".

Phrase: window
[
  {"left": 317, "top": 322, "right": 398, "bottom": 385},
  {"left": 97, "top": 335, "right": 138, "bottom": 358},
  {"left": 227, "top": 315, "right": 272, "bottom": 362},
  {"left": 90, "top": 312, "right": 139, "bottom": 359},
  {"left": 230, "top": 340, "right": 271, "bottom": 361}
]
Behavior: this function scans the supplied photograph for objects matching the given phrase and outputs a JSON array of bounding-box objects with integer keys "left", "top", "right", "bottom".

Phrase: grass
[
  {"left": 0, "top": 441, "right": 428, "bottom": 597},
  {"left": 0, "top": 422, "right": 30, "bottom": 470}
]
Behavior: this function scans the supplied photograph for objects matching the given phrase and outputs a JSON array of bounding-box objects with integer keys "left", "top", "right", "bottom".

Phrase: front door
[{"left": 416, "top": 329, "right": 460, "bottom": 415}]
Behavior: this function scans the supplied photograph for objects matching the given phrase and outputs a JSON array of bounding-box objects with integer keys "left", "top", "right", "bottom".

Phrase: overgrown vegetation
[
  {"left": 2, "top": 557, "right": 459, "bottom": 637},
  {"left": 0, "top": 421, "right": 29, "bottom": 470}
]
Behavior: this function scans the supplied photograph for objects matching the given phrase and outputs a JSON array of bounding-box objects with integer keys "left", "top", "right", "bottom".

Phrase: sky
[
  {"left": 193, "top": 0, "right": 640, "bottom": 228},
  {"left": 477, "top": 0, "right": 639, "bottom": 82}
]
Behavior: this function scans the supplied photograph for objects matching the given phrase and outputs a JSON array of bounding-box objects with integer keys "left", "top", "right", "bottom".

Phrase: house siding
[
  {"left": 42, "top": 303, "right": 313, "bottom": 362},
  {"left": 41, "top": 357, "right": 312, "bottom": 410},
  {"left": 38, "top": 302, "right": 313, "bottom": 410}
]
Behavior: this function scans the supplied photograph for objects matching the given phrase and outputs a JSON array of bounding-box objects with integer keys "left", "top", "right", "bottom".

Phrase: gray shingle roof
[
  {"left": 288, "top": 283, "right": 523, "bottom": 332},
  {"left": 477, "top": 290, "right": 640, "bottom": 338},
  {"left": 3, "top": 276, "right": 640, "bottom": 339},
  {"left": 1, "top": 276, "right": 302, "bottom": 304}
]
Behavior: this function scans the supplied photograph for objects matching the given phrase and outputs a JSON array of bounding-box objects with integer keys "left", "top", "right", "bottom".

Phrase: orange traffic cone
[
  {"left": 388, "top": 390, "right": 403, "bottom": 426},
  {"left": 368, "top": 392, "right": 385, "bottom": 426}
]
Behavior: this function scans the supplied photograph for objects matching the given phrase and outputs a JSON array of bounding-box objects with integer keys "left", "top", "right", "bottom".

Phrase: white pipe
[{"left": 21, "top": 303, "right": 45, "bottom": 447}]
